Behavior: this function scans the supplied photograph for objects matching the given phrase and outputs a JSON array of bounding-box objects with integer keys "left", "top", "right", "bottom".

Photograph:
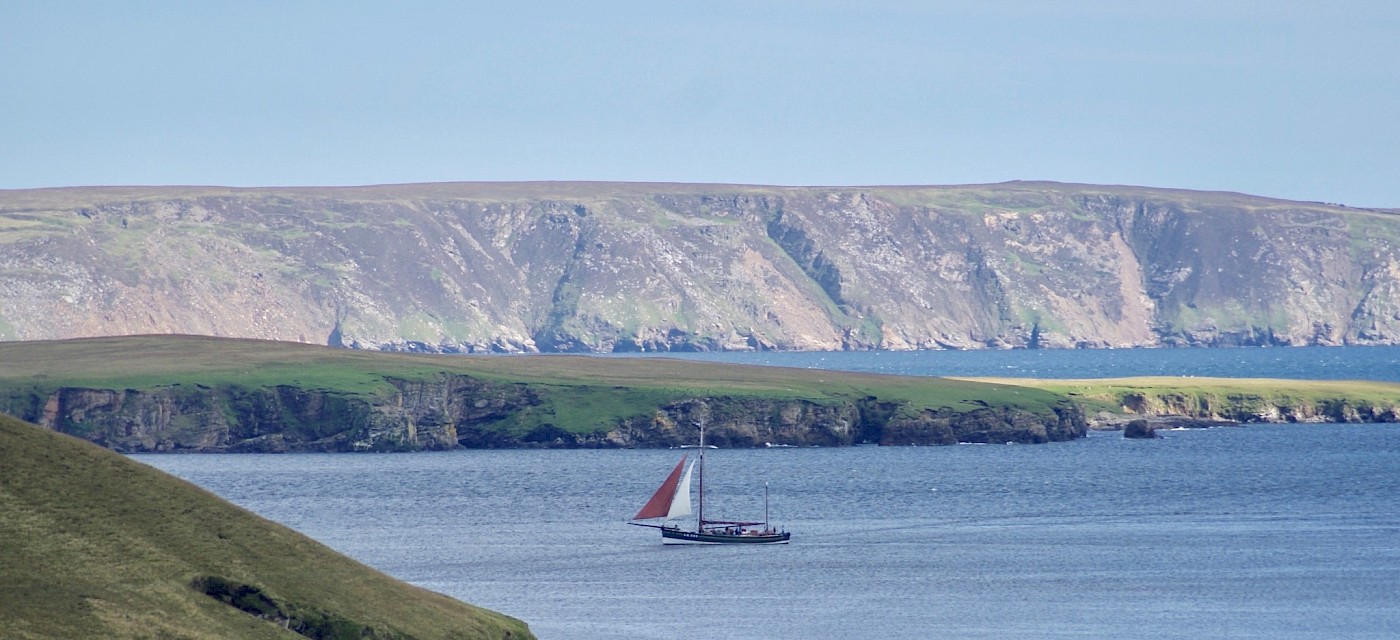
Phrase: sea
[{"left": 132, "top": 346, "right": 1400, "bottom": 639}]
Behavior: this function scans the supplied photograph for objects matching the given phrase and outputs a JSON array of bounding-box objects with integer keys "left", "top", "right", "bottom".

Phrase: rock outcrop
[
  {"left": 3, "top": 182, "right": 1399, "bottom": 351},
  {"left": 1122, "top": 419, "right": 1158, "bottom": 439}
]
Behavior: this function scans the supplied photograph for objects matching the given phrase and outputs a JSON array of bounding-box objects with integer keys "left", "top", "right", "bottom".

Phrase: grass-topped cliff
[
  {"left": 0, "top": 335, "right": 1084, "bottom": 451},
  {"left": 0, "top": 413, "right": 533, "bottom": 639},
  {"left": 2, "top": 181, "right": 1399, "bottom": 351},
  {"left": 2, "top": 336, "right": 1394, "bottom": 454},
  {"left": 968, "top": 377, "right": 1400, "bottom": 425}
]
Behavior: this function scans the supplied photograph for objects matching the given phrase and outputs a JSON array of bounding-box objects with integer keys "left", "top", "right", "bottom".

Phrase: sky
[{"left": 2, "top": 1, "right": 1398, "bottom": 206}]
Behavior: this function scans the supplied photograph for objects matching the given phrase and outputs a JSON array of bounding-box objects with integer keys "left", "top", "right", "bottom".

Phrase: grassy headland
[
  {"left": 963, "top": 376, "right": 1400, "bottom": 425},
  {"left": 0, "top": 335, "right": 1074, "bottom": 447},
  {"left": 0, "top": 413, "right": 532, "bottom": 639},
  {"left": 3, "top": 336, "right": 1391, "bottom": 453},
  {"left": 0, "top": 334, "right": 1049, "bottom": 411}
]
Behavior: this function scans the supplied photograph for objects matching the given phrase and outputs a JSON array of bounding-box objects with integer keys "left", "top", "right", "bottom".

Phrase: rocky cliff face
[
  {"left": 1115, "top": 390, "right": 1400, "bottom": 424},
  {"left": 2, "top": 375, "right": 1086, "bottom": 452},
  {"left": 2, "top": 182, "right": 1398, "bottom": 351}
]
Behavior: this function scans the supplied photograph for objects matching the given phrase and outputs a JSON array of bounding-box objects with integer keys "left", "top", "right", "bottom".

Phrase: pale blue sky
[{"left": 3, "top": 1, "right": 1397, "bottom": 206}]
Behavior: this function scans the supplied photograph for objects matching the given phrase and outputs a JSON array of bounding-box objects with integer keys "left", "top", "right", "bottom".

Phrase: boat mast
[
  {"left": 764, "top": 481, "right": 770, "bottom": 529},
  {"left": 696, "top": 420, "right": 705, "bottom": 530}
]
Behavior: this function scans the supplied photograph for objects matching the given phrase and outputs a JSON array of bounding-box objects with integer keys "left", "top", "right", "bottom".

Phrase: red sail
[{"left": 633, "top": 456, "right": 687, "bottom": 520}]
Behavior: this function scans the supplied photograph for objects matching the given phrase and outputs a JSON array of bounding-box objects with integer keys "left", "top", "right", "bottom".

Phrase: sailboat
[{"left": 629, "top": 421, "right": 791, "bottom": 544}]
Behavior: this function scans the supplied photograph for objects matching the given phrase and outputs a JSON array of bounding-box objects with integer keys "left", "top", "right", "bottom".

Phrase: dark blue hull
[{"left": 661, "top": 527, "right": 791, "bottom": 544}]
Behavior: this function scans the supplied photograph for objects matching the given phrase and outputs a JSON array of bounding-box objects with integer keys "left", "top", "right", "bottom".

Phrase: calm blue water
[{"left": 132, "top": 347, "right": 1400, "bottom": 639}]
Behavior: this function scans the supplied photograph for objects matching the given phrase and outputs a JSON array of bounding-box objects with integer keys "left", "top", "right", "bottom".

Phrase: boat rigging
[{"left": 629, "top": 420, "right": 790, "bottom": 545}]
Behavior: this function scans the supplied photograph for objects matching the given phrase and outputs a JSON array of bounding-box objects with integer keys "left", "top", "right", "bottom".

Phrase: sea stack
[{"left": 1123, "top": 419, "right": 1158, "bottom": 439}]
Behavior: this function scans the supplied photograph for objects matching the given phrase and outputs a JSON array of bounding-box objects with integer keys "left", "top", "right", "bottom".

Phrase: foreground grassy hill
[
  {"left": 0, "top": 335, "right": 1085, "bottom": 451},
  {"left": 0, "top": 414, "right": 533, "bottom": 639}
]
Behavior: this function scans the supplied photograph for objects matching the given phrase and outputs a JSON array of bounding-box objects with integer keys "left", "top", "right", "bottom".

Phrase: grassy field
[
  {"left": 963, "top": 376, "right": 1400, "bottom": 421},
  {"left": 0, "top": 335, "right": 1072, "bottom": 435},
  {"left": 0, "top": 413, "right": 532, "bottom": 639}
]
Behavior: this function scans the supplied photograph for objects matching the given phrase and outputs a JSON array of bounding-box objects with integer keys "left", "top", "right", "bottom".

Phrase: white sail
[{"left": 667, "top": 460, "right": 695, "bottom": 520}]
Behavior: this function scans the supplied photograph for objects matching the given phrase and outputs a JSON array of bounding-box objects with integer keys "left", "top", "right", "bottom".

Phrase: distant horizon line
[{"left": 0, "top": 179, "right": 1390, "bottom": 210}]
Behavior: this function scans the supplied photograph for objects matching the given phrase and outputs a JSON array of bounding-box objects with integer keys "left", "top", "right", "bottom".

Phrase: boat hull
[{"left": 661, "top": 528, "right": 791, "bottom": 545}]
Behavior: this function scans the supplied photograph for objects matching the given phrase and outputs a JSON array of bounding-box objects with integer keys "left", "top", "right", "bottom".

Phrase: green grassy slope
[
  {"left": 0, "top": 335, "right": 1071, "bottom": 432},
  {"left": 0, "top": 414, "right": 533, "bottom": 640}
]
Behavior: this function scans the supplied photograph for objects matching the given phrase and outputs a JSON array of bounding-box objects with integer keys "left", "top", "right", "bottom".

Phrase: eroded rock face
[
  {"left": 1117, "top": 391, "right": 1400, "bottom": 423},
  {"left": 1, "top": 376, "right": 1085, "bottom": 452},
  {"left": 14, "top": 385, "right": 385, "bottom": 452},
  {"left": 1122, "top": 420, "right": 1157, "bottom": 439},
  {"left": 2, "top": 182, "right": 1398, "bottom": 351},
  {"left": 880, "top": 405, "right": 1087, "bottom": 445}
]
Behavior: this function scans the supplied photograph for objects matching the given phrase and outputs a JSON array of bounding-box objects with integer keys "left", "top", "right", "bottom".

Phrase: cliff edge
[{"left": 0, "top": 335, "right": 1084, "bottom": 453}]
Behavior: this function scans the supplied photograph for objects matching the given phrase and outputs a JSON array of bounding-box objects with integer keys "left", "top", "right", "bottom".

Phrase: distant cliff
[
  {"left": 3, "top": 181, "right": 1399, "bottom": 351},
  {"left": 0, "top": 375, "right": 1087, "bottom": 452}
]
